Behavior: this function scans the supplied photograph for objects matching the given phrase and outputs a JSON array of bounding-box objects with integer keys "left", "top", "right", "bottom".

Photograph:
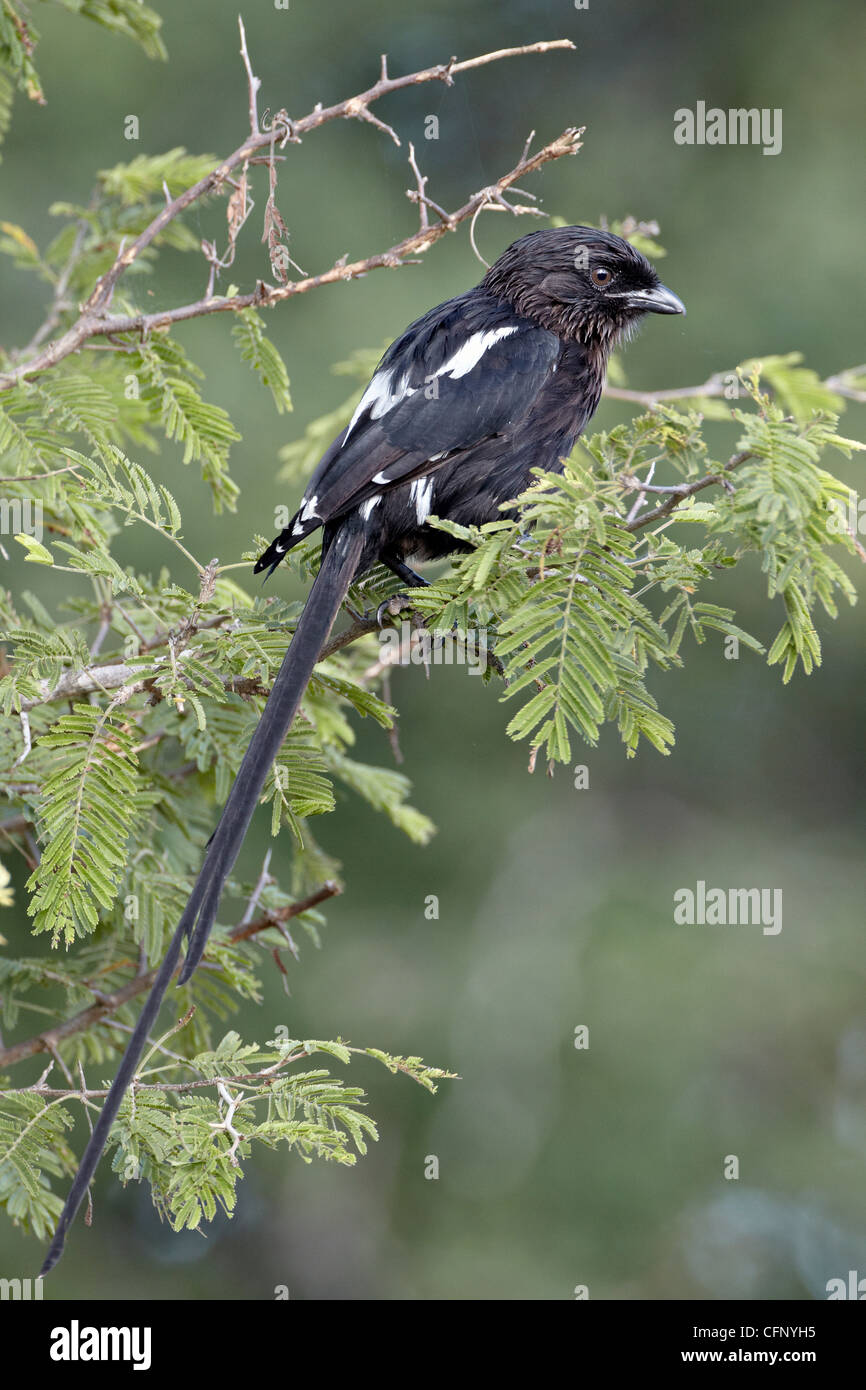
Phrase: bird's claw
[{"left": 376, "top": 593, "right": 413, "bottom": 628}]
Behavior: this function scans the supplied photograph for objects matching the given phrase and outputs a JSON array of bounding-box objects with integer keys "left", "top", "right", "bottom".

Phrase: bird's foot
[{"left": 376, "top": 592, "right": 416, "bottom": 628}]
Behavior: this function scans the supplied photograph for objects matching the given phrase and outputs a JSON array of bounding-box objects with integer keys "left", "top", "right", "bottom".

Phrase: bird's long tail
[{"left": 41, "top": 525, "right": 365, "bottom": 1275}]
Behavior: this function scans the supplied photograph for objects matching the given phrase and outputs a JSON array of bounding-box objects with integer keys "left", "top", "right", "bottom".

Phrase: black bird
[{"left": 41, "top": 225, "right": 684, "bottom": 1272}]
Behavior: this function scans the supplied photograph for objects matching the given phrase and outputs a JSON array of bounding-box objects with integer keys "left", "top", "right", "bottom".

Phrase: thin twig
[
  {"left": 380, "top": 670, "right": 403, "bottom": 764},
  {"left": 602, "top": 362, "right": 865, "bottom": 408},
  {"left": 6, "top": 125, "right": 582, "bottom": 371},
  {"left": 406, "top": 142, "right": 430, "bottom": 232},
  {"left": 604, "top": 375, "right": 730, "bottom": 405},
  {"left": 238, "top": 16, "right": 261, "bottom": 136},
  {"left": 11, "top": 710, "right": 32, "bottom": 767},
  {"left": 0, "top": 881, "right": 342, "bottom": 1069},
  {"left": 625, "top": 450, "right": 753, "bottom": 532},
  {"left": 230, "top": 880, "right": 341, "bottom": 944},
  {"left": 625, "top": 458, "right": 657, "bottom": 524},
  {"left": 0, "top": 461, "right": 86, "bottom": 483},
  {"left": 12, "top": 211, "right": 92, "bottom": 360},
  {"left": 0, "top": 41, "right": 577, "bottom": 392},
  {"left": 88, "top": 604, "right": 113, "bottom": 660},
  {"left": 238, "top": 848, "right": 273, "bottom": 927}
]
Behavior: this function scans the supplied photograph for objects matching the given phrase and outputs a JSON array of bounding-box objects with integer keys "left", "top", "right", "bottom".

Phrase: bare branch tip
[{"left": 238, "top": 13, "right": 261, "bottom": 136}]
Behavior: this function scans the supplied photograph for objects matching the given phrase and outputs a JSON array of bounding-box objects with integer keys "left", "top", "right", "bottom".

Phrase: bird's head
[{"left": 482, "top": 225, "right": 685, "bottom": 346}]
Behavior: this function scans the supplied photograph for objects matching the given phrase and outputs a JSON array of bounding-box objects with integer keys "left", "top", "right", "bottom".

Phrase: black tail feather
[
  {"left": 177, "top": 524, "right": 364, "bottom": 981},
  {"left": 253, "top": 527, "right": 296, "bottom": 581},
  {"left": 40, "top": 526, "right": 364, "bottom": 1275}
]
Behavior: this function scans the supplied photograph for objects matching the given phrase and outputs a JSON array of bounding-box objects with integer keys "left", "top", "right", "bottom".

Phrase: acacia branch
[
  {"left": 2, "top": 427, "right": 849, "bottom": 722},
  {"left": 15, "top": 1069, "right": 300, "bottom": 1100},
  {"left": 318, "top": 614, "right": 380, "bottom": 660},
  {"left": 6, "top": 599, "right": 381, "bottom": 715},
  {"left": 3, "top": 126, "right": 582, "bottom": 362},
  {"left": 230, "top": 879, "right": 340, "bottom": 943},
  {"left": 12, "top": 657, "right": 265, "bottom": 714},
  {"left": 16, "top": 661, "right": 147, "bottom": 711},
  {"left": 604, "top": 363, "right": 865, "bottom": 407},
  {"left": 8, "top": 1032, "right": 445, "bottom": 1101},
  {"left": 0, "top": 39, "right": 577, "bottom": 392},
  {"left": 604, "top": 376, "right": 731, "bottom": 405},
  {"left": 625, "top": 450, "right": 753, "bottom": 531},
  {"left": 311, "top": 452, "right": 765, "bottom": 651},
  {"left": 0, "top": 881, "right": 342, "bottom": 1069},
  {"left": 9, "top": 611, "right": 234, "bottom": 713}
]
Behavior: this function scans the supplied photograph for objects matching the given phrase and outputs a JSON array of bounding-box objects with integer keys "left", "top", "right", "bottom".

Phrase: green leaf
[
  {"left": 231, "top": 308, "right": 292, "bottom": 414},
  {"left": 15, "top": 534, "right": 53, "bottom": 565},
  {"left": 135, "top": 337, "right": 240, "bottom": 512},
  {"left": 26, "top": 705, "right": 143, "bottom": 945}
]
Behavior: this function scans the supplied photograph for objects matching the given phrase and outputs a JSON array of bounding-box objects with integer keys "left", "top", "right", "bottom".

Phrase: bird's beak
[{"left": 625, "top": 284, "right": 686, "bottom": 316}]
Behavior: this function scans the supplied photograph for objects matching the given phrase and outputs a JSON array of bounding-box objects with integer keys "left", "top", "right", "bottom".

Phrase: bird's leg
[
  {"left": 376, "top": 553, "right": 430, "bottom": 628},
  {"left": 382, "top": 555, "right": 431, "bottom": 589},
  {"left": 379, "top": 552, "right": 503, "bottom": 676}
]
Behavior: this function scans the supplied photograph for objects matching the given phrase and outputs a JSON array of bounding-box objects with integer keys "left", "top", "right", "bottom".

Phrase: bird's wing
[{"left": 287, "top": 291, "right": 560, "bottom": 538}]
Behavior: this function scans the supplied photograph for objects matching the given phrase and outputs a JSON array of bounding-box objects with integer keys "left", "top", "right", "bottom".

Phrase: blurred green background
[{"left": 1, "top": 0, "right": 865, "bottom": 1300}]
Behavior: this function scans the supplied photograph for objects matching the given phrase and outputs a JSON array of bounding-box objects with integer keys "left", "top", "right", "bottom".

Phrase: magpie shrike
[{"left": 42, "top": 226, "right": 684, "bottom": 1272}]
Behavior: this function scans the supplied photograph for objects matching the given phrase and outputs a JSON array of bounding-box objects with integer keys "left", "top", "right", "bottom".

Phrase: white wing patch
[
  {"left": 360, "top": 496, "right": 381, "bottom": 520},
  {"left": 343, "top": 368, "right": 417, "bottom": 445},
  {"left": 292, "top": 492, "right": 320, "bottom": 535},
  {"left": 342, "top": 325, "right": 520, "bottom": 446},
  {"left": 410, "top": 476, "right": 435, "bottom": 525},
  {"left": 434, "top": 325, "right": 520, "bottom": 381}
]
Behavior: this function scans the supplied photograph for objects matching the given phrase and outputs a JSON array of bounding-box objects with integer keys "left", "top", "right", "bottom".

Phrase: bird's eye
[{"left": 590, "top": 266, "right": 613, "bottom": 287}]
